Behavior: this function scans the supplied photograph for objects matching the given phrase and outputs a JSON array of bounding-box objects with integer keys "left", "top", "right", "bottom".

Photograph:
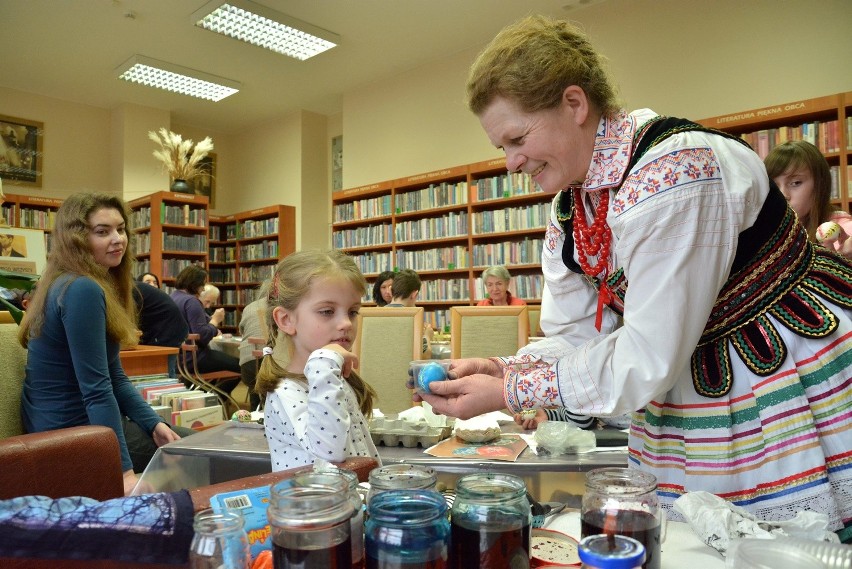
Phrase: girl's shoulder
[{"left": 50, "top": 273, "right": 103, "bottom": 301}]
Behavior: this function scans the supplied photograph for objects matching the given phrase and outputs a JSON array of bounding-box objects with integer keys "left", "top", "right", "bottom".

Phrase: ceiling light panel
[
  {"left": 192, "top": 0, "right": 339, "bottom": 61},
  {"left": 116, "top": 55, "right": 240, "bottom": 102}
]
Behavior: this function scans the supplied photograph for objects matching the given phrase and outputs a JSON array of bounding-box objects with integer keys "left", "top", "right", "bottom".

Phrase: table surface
[{"left": 545, "top": 510, "right": 725, "bottom": 568}]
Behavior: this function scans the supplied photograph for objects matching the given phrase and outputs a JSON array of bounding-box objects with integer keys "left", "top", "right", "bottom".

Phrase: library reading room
[{"left": 1, "top": 1, "right": 851, "bottom": 568}]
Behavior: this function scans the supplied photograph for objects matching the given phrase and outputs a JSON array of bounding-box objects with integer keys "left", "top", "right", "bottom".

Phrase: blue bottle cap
[{"left": 578, "top": 534, "right": 645, "bottom": 569}]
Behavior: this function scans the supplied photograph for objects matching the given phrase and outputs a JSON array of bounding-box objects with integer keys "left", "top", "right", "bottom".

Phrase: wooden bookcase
[
  {"left": 208, "top": 205, "right": 296, "bottom": 330},
  {"left": 0, "top": 192, "right": 63, "bottom": 250},
  {"left": 127, "top": 191, "right": 209, "bottom": 291},
  {"left": 697, "top": 91, "right": 852, "bottom": 212},
  {"left": 332, "top": 158, "right": 549, "bottom": 331}
]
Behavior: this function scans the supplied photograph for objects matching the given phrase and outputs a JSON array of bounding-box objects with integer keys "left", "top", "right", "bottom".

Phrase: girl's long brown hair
[
  {"left": 255, "top": 249, "right": 375, "bottom": 416},
  {"left": 19, "top": 193, "right": 138, "bottom": 349}
]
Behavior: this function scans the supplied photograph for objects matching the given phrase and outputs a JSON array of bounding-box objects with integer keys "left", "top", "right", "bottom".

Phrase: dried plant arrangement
[{"left": 148, "top": 128, "right": 214, "bottom": 182}]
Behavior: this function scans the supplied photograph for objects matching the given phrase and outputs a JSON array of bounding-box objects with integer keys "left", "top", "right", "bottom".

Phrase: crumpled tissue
[
  {"left": 672, "top": 491, "right": 839, "bottom": 556},
  {"left": 533, "top": 421, "right": 595, "bottom": 455}
]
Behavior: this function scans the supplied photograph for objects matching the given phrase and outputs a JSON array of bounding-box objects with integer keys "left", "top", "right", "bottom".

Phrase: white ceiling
[{"left": 0, "top": 0, "right": 604, "bottom": 134}]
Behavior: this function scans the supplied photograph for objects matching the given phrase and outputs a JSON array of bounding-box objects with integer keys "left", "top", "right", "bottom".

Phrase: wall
[{"left": 341, "top": 0, "right": 852, "bottom": 188}]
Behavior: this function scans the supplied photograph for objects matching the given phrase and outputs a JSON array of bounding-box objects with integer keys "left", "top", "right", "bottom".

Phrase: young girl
[
  {"left": 765, "top": 140, "right": 852, "bottom": 258},
  {"left": 19, "top": 193, "right": 182, "bottom": 495},
  {"left": 255, "top": 250, "right": 380, "bottom": 470}
]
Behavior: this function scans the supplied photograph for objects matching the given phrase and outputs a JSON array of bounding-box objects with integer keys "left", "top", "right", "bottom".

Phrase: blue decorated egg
[{"left": 417, "top": 362, "right": 448, "bottom": 393}]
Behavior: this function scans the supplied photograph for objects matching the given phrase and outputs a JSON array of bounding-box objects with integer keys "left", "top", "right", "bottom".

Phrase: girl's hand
[
  {"left": 418, "top": 373, "right": 506, "bottom": 419},
  {"left": 123, "top": 469, "right": 140, "bottom": 496},
  {"left": 513, "top": 409, "right": 547, "bottom": 430},
  {"left": 321, "top": 343, "right": 359, "bottom": 377},
  {"left": 152, "top": 422, "right": 181, "bottom": 447}
]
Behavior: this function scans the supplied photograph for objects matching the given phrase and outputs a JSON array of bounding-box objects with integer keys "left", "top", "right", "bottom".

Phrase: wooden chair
[
  {"left": 450, "top": 305, "right": 529, "bottom": 359},
  {"left": 0, "top": 322, "right": 28, "bottom": 439},
  {"left": 528, "top": 305, "right": 542, "bottom": 337},
  {"left": 177, "top": 334, "right": 243, "bottom": 417},
  {"left": 352, "top": 306, "right": 424, "bottom": 415}
]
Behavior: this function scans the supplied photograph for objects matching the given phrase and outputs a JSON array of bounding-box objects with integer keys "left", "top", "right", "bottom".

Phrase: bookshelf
[
  {"left": 208, "top": 205, "right": 296, "bottom": 330},
  {"left": 0, "top": 192, "right": 62, "bottom": 250},
  {"left": 697, "top": 92, "right": 852, "bottom": 212},
  {"left": 332, "top": 158, "right": 549, "bottom": 331},
  {"left": 127, "top": 191, "right": 209, "bottom": 292}
]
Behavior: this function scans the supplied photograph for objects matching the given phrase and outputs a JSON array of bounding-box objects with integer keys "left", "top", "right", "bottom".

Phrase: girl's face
[
  {"left": 380, "top": 278, "right": 394, "bottom": 303},
  {"left": 478, "top": 88, "right": 596, "bottom": 194},
  {"left": 774, "top": 167, "right": 815, "bottom": 222},
  {"left": 273, "top": 276, "right": 362, "bottom": 370},
  {"left": 87, "top": 207, "right": 127, "bottom": 269},
  {"left": 142, "top": 274, "right": 159, "bottom": 288},
  {"left": 485, "top": 276, "right": 508, "bottom": 304}
]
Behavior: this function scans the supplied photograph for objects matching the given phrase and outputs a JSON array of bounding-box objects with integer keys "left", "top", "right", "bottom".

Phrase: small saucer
[{"left": 530, "top": 528, "right": 581, "bottom": 567}]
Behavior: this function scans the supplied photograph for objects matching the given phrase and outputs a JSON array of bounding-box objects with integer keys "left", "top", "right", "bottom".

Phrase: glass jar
[
  {"left": 366, "top": 464, "right": 437, "bottom": 506},
  {"left": 580, "top": 468, "right": 662, "bottom": 569},
  {"left": 365, "top": 489, "right": 450, "bottom": 569},
  {"left": 332, "top": 468, "right": 367, "bottom": 569},
  {"left": 578, "top": 534, "right": 645, "bottom": 569},
  {"left": 189, "top": 508, "right": 251, "bottom": 569},
  {"left": 449, "top": 472, "right": 531, "bottom": 569},
  {"left": 268, "top": 472, "right": 355, "bottom": 569}
]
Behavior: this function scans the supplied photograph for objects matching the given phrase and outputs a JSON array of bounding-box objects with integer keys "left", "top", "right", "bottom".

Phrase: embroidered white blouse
[
  {"left": 507, "top": 108, "right": 770, "bottom": 416},
  {"left": 264, "top": 348, "right": 380, "bottom": 471}
]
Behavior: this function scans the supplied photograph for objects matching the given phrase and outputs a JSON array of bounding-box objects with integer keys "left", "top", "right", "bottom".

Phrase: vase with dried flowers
[{"left": 148, "top": 128, "right": 214, "bottom": 193}]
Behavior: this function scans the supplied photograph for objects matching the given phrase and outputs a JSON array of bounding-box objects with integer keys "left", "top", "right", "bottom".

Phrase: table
[
  {"left": 544, "top": 510, "right": 724, "bottom": 568},
  {"left": 135, "top": 421, "right": 628, "bottom": 503},
  {"left": 209, "top": 335, "right": 241, "bottom": 359},
  {"left": 119, "top": 344, "right": 179, "bottom": 377}
]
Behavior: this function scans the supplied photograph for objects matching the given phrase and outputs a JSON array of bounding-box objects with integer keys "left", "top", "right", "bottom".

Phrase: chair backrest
[
  {"left": 0, "top": 323, "right": 27, "bottom": 439},
  {"left": 450, "top": 305, "right": 529, "bottom": 359},
  {"left": 352, "top": 306, "right": 424, "bottom": 415},
  {"left": 0, "top": 311, "right": 16, "bottom": 324},
  {"left": 528, "top": 306, "right": 542, "bottom": 337}
]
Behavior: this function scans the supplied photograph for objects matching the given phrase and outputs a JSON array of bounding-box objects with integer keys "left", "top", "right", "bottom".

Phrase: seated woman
[
  {"left": 137, "top": 271, "right": 160, "bottom": 288},
  {"left": 372, "top": 270, "right": 395, "bottom": 307},
  {"left": 476, "top": 265, "right": 526, "bottom": 306},
  {"left": 19, "top": 193, "right": 183, "bottom": 494},
  {"left": 200, "top": 283, "right": 220, "bottom": 316},
  {"left": 170, "top": 265, "right": 240, "bottom": 393}
]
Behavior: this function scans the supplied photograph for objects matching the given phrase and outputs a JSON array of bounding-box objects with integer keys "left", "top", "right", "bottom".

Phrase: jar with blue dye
[{"left": 365, "top": 489, "right": 449, "bottom": 569}]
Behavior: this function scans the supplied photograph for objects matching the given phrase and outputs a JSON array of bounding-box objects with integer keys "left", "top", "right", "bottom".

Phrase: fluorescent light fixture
[
  {"left": 115, "top": 55, "right": 240, "bottom": 102},
  {"left": 192, "top": 0, "right": 339, "bottom": 61}
]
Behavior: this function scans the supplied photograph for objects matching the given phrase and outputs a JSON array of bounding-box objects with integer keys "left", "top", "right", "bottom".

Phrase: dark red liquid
[
  {"left": 273, "top": 537, "right": 352, "bottom": 569},
  {"left": 581, "top": 509, "right": 660, "bottom": 569},
  {"left": 365, "top": 555, "right": 446, "bottom": 569},
  {"left": 449, "top": 522, "right": 530, "bottom": 569}
]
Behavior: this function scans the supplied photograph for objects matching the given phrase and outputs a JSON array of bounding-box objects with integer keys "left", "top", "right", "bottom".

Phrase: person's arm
[
  {"left": 183, "top": 294, "right": 217, "bottom": 347},
  {"left": 297, "top": 348, "right": 357, "bottom": 463},
  {"left": 425, "top": 133, "right": 767, "bottom": 420},
  {"left": 60, "top": 278, "right": 135, "bottom": 472}
]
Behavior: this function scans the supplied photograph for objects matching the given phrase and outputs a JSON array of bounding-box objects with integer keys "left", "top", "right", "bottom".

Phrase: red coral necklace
[{"left": 572, "top": 186, "right": 612, "bottom": 330}]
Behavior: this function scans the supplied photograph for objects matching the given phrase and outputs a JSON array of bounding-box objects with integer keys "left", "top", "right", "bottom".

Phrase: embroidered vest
[{"left": 557, "top": 117, "right": 852, "bottom": 397}]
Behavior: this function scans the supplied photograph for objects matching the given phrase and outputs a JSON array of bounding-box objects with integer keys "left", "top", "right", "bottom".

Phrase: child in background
[
  {"left": 255, "top": 250, "right": 380, "bottom": 470},
  {"left": 765, "top": 140, "right": 852, "bottom": 258}
]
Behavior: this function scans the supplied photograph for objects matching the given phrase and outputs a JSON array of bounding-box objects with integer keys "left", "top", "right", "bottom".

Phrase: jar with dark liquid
[
  {"left": 449, "top": 472, "right": 531, "bottom": 569},
  {"left": 268, "top": 472, "right": 355, "bottom": 569},
  {"left": 365, "top": 489, "right": 449, "bottom": 569},
  {"left": 580, "top": 468, "right": 661, "bottom": 569}
]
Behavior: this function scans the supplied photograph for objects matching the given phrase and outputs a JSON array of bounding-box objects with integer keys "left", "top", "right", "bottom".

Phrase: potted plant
[{"left": 148, "top": 128, "right": 214, "bottom": 193}]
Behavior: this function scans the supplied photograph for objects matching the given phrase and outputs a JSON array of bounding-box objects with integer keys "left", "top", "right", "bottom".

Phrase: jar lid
[{"left": 577, "top": 534, "right": 645, "bottom": 569}]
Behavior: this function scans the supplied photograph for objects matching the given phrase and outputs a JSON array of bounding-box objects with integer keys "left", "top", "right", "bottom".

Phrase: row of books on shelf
[
  {"left": 241, "top": 218, "right": 279, "bottom": 238},
  {"left": 210, "top": 246, "right": 237, "bottom": 262},
  {"left": 209, "top": 224, "right": 238, "bottom": 241},
  {"left": 395, "top": 212, "right": 469, "bottom": 242},
  {"left": 349, "top": 252, "right": 393, "bottom": 275},
  {"left": 130, "top": 374, "right": 224, "bottom": 428},
  {"left": 471, "top": 238, "right": 544, "bottom": 267},
  {"left": 163, "top": 233, "right": 207, "bottom": 252},
  {"left": 209, "top": 267, "right": 236, "bottom": 283},
  {"left": 238, "top": 264, "right": 275, "bottom": 284},
  {"left": 333, "top": 224, "right": 393, "bottom": 249},
  {"left": 829, "top": 165, "right": 852, "bottom": 200},
  {"left": 239, "top": 241, "right": 279, "bottom": 261},
  {"left": 162, "top": 204, "right": 207, "bottom": 227},
  {"left": 420, "top": 278, "right": 470, "bottom": 302},
  {"left": 160, "top": 259, "right": 205, "bottom": 279},
  {"left": 393, "top": 181, "right": 468, "bottom": 212},
  {"left": 743, "top": 120, "right": 841, "bottom": 159},
  {"left": 393, "top": 245, "right": 469, "bottom": 272},
  {"left": 16, "top": 207, "right": 57, "bottom": 230},
  {"left": 333, "top": 195, "right": 393, "bottom": 223},
  {"left": 472, "top": 203, "right": 548, "bottom": 234},
  {"left": 472, "top": 172, "right": 541, "bottom": 201}
]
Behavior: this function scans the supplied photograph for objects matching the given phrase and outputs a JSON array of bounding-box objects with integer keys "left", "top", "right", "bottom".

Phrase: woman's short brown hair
[{"left": 466, "top": 15, "right": 619, "bottom": 116}]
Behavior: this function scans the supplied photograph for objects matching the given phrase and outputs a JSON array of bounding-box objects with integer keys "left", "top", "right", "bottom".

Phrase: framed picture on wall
[
  {"left": 0, "top": 114, "right": 43, "bottom": 187},
  {"left": 189, "top": 152, "right": 216, "bottom": 208}
]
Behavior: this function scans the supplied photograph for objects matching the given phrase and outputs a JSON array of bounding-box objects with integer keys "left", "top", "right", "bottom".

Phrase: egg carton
[{"left": 369, "top": 417, "right": 452, "bottom": 448}]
